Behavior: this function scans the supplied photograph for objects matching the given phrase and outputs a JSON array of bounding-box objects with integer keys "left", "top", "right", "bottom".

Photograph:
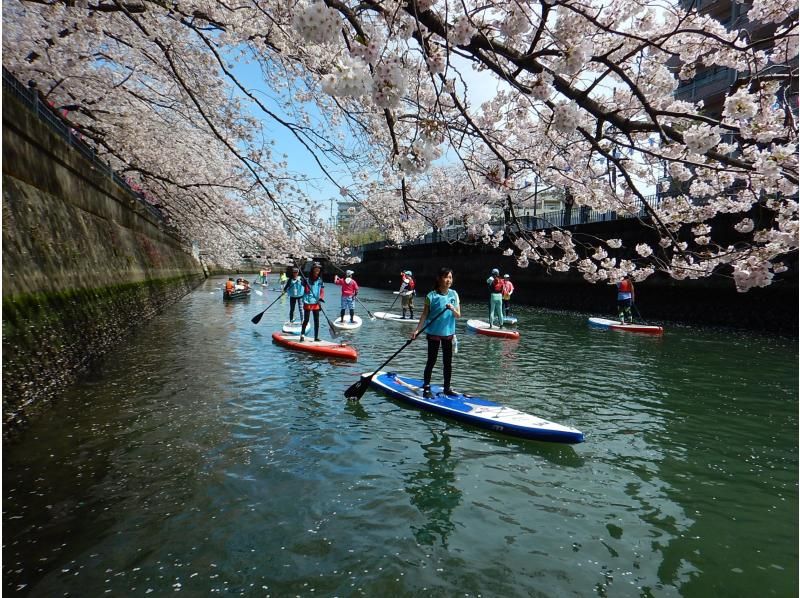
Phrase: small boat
[
  {"left": 223, "top": 288, "right": 251, "bottom": 301},
  {"left": 368, "top": 372, "right": 584, "bottom": 443},
  {"left": 503, "top": 315, "right": 518, "bottom": 325},
  {"left": 271, "top": 332, "right": 358, "bottom": 360},
  {"left": 331, "top": 315, "right": 363, "bottom": 331},
  {"left": 466, "top": 319, "right": 520, "bottom": 340},
  {"left": 373, "top": 311, "right": 417, "bottom": 324},
  {"left": 588, "top": 317, "right": 664, "bottom": 335},
  {"left": 281, "top": 320, "right": 302, "bottom": 335}
]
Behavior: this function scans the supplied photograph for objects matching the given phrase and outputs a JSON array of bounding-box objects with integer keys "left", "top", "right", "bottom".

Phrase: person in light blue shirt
[
  {"left": 411, "top": 267, "right": 461, "bottom": 398},
  {"left": 283, "top": 267, "right": 305, "bottom": 323}
]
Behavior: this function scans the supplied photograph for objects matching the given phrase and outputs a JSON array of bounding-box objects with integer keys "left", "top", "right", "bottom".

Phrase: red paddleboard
[
  {"left": 271, "top": 332, "right": 358, "bottom": 360},
  {"left": 466, "top": 319, "right": 520, "bottom": 340}
]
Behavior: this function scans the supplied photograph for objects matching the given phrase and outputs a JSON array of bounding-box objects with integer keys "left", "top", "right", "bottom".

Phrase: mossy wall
[{"left": 2, "top": 90, "right": 205, "bottom": 439}]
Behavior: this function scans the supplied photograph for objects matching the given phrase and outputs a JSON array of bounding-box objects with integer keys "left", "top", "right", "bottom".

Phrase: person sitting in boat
[
  {"left": 235, "top": 277, "right": 245, "bottom": 290},
  {"left": 225, "top": 277, "right": 235, "bottom": 293},
  {"left": 334, "top": 269, "right": 359, "bottom": 323},
  {"left": 616, "top": 274, "right": 635, "bottom": 324},
  {"left": 283, "top": 267, "right": 305, "bottom": 323},
  {"left": 399, "top": 270, "right": 416, "bottom": 319},
  {"left": 502, "top": 274, "right": 515, "bottom": 316},
  {"left": 486, "top": 268, "right": 505, "bottom": 328},
  {"left": 411, "top": 267, "right": 461, "bottom": 398},
  {"left": 300, "top": 263, "right": 325, "bottom": 342}
]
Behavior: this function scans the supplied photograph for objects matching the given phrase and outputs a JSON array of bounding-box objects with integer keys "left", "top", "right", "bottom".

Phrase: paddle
[
  {"left": 632, "top": 303, "right": 648, "bottom": 325},
  {"left": 386, "top": 291, "right": 401, "bottom": 314},
  {"left": 344, "top": 308, "right": 448, "bottom": 401},
  {"left": 355, "top": 295, "right": 376, "bottom": 321},
  {"left": 251, "top": 290, "right": 287, "bottom": 325},
  {"left": 317, "top": 303, "right": 339, "bottom": 338}
]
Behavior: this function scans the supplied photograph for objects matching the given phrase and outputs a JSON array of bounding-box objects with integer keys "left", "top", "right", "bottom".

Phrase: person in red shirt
[{"left": 334, "top": 270, "right": 359, "bottom": 323}]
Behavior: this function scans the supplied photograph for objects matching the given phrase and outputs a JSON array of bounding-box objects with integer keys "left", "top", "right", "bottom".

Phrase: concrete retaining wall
[
  {"left": 2, "top": 90, "right": 205, "bottom": 438},
  {"left": 352, "top": 221, "right": 797, "bottom": 336}
]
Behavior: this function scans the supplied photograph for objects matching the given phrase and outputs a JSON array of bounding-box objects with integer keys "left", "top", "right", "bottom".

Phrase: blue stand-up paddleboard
[{"left": 368, "top": 372, "right": 584, "bottom": 443}]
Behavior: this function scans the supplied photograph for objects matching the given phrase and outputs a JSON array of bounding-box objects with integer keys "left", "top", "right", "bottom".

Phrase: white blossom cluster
[
  {"left": 1, "top": 0, "right": 795, "bottom": 286},
  {"left": 293, "top": 3, "right": 341, "bottom": 44}
]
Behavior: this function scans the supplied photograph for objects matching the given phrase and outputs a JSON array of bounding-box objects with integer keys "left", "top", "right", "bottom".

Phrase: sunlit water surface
[{"left": 4, "top": 278, "right": 797, "bottom": 596}]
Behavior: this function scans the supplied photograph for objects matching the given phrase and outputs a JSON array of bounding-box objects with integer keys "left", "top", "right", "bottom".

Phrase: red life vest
[
  {"left": 490, "top": 276, "right": 504, "bottom": 293},
  {"left": 618, "top": 279, "right": 632, "bottom": 293}
]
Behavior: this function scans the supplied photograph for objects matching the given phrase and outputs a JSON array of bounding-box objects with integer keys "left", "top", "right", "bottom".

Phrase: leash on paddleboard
[{"left": 344, "top": 308, "right": 449, "bottom": 401}]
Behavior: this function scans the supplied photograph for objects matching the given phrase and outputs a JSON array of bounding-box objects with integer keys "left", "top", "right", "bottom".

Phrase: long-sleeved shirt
[{"left": 334, "top": 276, "right": 359, "bottom": 297}]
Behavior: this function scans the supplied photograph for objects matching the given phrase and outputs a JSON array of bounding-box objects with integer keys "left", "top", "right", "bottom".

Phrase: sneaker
[
  {"left": 299, "top": 336, "right": 305, "bottom": 342},
  {"left": 314, "top": 337, "right": 321, "bottom": 342},
  {"left": 422, "top": 385, "right": 433, "bottom": 399},
  {"left": 350, "top": 319, "right": 355, "bottom": 323},
  {"left": 444, "top": 387, "right": 458, "bottom": 396}
]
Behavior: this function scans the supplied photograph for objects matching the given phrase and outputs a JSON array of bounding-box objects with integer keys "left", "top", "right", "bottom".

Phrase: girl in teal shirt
[{"left": 411, "top": 267, "right": 461, "bottom": 398}]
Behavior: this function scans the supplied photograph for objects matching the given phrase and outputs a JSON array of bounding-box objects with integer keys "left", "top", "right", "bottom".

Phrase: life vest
[
  {"left": 490, "top": 276, "right": 504, "bottom": 293},
  {"left": 618, "top": 279, "right": 632, "bottom": 293},
  {"left": 225, "top": 280, "right": 235, "bottom": 291}
]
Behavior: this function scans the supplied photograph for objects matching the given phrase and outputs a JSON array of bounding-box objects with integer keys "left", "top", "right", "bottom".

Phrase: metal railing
[{"left": 3, "top": 67, "right": 168, "bottom": 225}]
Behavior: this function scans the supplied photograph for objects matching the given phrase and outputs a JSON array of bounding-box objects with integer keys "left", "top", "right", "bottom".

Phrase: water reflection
[{"left": 404, "top": 424, "right": 461, "bottom": 548}]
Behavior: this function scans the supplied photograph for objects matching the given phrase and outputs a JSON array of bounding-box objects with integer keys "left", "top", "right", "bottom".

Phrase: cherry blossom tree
[{"left": 3, "top": 0, "right": 797, "bottom": 288}]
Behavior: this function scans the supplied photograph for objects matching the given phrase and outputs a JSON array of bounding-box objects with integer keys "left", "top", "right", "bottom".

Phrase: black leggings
[
  {"left": 423, "top": 335, "right": 453, "bottom": 388},
  {"left": 301, "top": 309, "right": 320, "bottom": 338},
  {"left": 289, "top": 297, "right": 303, "bottom": 321}
]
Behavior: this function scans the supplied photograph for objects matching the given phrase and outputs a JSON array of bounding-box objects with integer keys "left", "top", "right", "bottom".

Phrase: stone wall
[
  {"left": 2, "top": 90, "right": 205, "bottom": 438},
  {"left": 352, "top": 221, "right": 797, "bottom": 336}
]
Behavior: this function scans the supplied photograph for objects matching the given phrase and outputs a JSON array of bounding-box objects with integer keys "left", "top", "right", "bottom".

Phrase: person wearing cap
[
  {"left": 486, "top": 268, "right": 505, "bottom": 327},
  {"left": 300, "top": 262, "right": 325, "bottom": 342},
  {"left": 399, "top": 270, "right": 416, "bottom": 319},
  {"left": 501, "top": 274, "right": 515, "bottom": 317},
  {"left": 283, "top": 266, "right": 305, "bottom": 323},
  {"left": 334, "top": 269, "right": 359, "bottom": 323}
]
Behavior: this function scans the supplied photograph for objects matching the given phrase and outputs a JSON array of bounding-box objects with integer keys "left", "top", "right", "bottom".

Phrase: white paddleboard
[
  {"left": 331, "top": 315, "right": 363, "bottom": 330},
  {"left": 373, "top": 311, "right": 418, "bottom": 324},
  {"left": 281, "top": 320, "right": 303, "bottom": 335}
]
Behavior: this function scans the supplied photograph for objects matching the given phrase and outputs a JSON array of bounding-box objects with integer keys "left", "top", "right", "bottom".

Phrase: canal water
[{"left": 4, "top": 277, "right": 797, "bottom": 596}]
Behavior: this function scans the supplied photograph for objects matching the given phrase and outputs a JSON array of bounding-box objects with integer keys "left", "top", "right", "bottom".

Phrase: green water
[{"left": 3, "top": 279, "right": 797, "bottom": 596}]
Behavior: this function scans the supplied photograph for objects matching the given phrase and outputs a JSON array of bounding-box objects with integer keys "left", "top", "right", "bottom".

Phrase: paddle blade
[
  {"left": 344, "top": 375, "right": 371, "bottom": 400},
  {"left": 251, "top": 310, "right": 265, "bottom": 325}
]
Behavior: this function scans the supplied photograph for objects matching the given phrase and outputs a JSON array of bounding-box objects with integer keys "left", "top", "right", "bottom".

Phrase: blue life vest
[
  {"left": 424, "top": 289, "right": 459, "bottom": 336},
  {"left": 303, "top": 277, "right": 324, "bottom": 304},
  {"left": 284, "top": 277, "right": 304, "bottom": 298}
]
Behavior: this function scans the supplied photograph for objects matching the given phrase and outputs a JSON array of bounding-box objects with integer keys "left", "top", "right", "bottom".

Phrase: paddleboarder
[
  {"left": 399, "top": 270, "right": 416, "bottom": 319},
  {"left": 411, "top": 267, "right": 461, "bottom": 398},
  {"left": 486, "top": 268, "right": 505, "bottom": 328},
  {"left": 616, "top": 274, "right": 635, "bottom": 324},
  {"left": 300, "top": 263, "right": 325, "bottom": 342},
  {"left": 283, "top": 267, "right": 305, "bottom": 323},
  {"left": 502, "top": 274, "right": 515, "bottom": 316},
  {"left": 334, "top": 270, "right": 359, "bottom": 324}
]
